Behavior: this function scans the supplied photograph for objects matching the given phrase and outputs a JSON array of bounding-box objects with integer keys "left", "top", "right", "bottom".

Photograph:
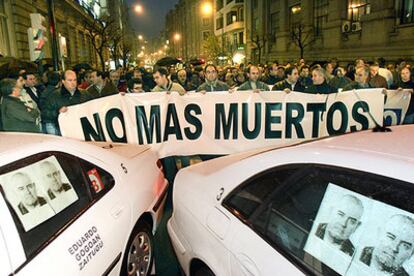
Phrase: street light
[
  {"left": 134, "top": 4, "right": 143, "bottom": 14},
  {"left": 201, "top": 2, "right": 213, "bottom": 16},
  {"left": 138, "top": 35, "right": 143, "bottom": 41},
  {"left": 174, "top": 33, "right": 181, "bottom": 41}
]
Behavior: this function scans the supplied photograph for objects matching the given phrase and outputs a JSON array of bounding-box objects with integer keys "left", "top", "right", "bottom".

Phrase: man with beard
[
  {"left": 360, "top": 214, "right": 414, "bottom": 276},
  {"left": 315, "top": 194, "right": 364, "bottom": 256}
]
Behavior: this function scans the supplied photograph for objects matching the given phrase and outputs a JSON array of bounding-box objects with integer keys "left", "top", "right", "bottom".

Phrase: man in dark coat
[
  {"left": 0, "top": 78, "right": 41, "bottom": 133},
  {"left": 44, "top": 70, "right": 91, "bottom": 132},
  {"left": 305, "top": 67, "right": 336, "bottom": 94},
  {"left": 87, "top": 70, "right": 118, "bottom": 99},
  {"left": 272, "top": 66, "right": 305, "bottom": 92}
]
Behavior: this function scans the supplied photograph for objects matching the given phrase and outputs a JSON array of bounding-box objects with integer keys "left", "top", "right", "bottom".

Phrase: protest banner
[{"left": 59, "top": 89, "right": 392, "bottom": 158}]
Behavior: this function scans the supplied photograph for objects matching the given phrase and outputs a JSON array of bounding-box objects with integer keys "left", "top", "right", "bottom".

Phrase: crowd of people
[{"left": 0, "top": 57, "right": 413, "bottom": 135}]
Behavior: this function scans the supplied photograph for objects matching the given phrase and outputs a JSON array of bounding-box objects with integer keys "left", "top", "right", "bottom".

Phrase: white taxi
[
  {"left": 0, "top": 132, "right": 168, "bottom": 276},
  {"left": 168, "top": 125, "right": 414, "bottom": 276}
]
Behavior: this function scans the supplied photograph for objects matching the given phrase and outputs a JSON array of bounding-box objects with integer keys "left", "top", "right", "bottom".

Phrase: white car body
[
  {"left": 168, "top": 125, "right": 414, "bottom": 276},
  {"left": 0, "top": 133, "right": 168, "bottom": 276}
]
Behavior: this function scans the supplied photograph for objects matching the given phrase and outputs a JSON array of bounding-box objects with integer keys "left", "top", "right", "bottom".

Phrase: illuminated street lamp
[
  {"left": 174, "top": 33, "right": 181, "bottom": 41},
  {"left": 201, "top": 2, "right": 213, "bottom": 16},
  {"left": 134, "top": 4, "right": 143, "bottom": 14},
  {"left": 138, "top": 35, "right": 144, "bottom": 41}
]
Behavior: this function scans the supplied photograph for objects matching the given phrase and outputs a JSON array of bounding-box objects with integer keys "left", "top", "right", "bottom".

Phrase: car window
[
  {"left": 223, "top": 165, "right": 414, "bottom": 276},
  {"left": 0, "top": 152, "right": 91, "bottom": 261},
  {"left": 79, "top": 159, "right": 115, "bottom": 199}
]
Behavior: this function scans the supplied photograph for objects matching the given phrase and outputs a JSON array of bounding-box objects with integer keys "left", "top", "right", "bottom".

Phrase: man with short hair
[
  {"left": 315, "top": 194, "right": 364, "bottom": 256},
  {"left": 305, "top": 67, "right": 335, "bottom": 94},
  {"left": 87, "top": 70, "right": 118, "bottom": 99},
  {"left": 360, "top": 214, "right": 414, "bottom": 275},
  {"left": 369, "top": 62, "right": 388, "bottom": 89},
  {"left": 44, "top": 70, "right": 91, "bottom": 133},
  {"left": 177, "top": 69, "right": 196, "bottom": 91},
  {"left": 299, "top": 65, "right": 313, "bottom": 88},
  {"left": 152, "top": 67, "right": 186, "bottom": 95},
  {"left": 0, "top": 78, "right": 41, "bottom": 133},
  {"left": 22, "top": 71, "right": 41, "bottom": 105},
  {"left": 272, "top": 66, "right": 305, "bottom": 92},
  {"left": 196, "top": 64, "right": 230, "bottom": 92},
  {"left": 127, "top": 78, "right": 144, "bottom": 93},
  {"left": 238, "top": 65, "right": 270, "bottom": 92},
  {"left": 343, "top": 66, "right": 374, "bottom": 91},
  {"left": 39, "top": 161, "right": 72, "bottom": 200},
  {"left": 329, "top": 67, "right": 352, "bottom": 91},
  {"left": 12, "top": 172, "right": 47, "bottom": 215}
]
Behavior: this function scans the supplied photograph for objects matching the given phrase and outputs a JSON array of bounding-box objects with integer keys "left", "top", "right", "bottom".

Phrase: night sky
[{"left": 125, "top": 0, "right": 180, "bottom": 39}]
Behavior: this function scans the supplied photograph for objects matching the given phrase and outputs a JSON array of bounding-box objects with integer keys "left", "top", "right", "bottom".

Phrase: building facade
[
  {"left": 164, "top": 0, "right": 214, "bottom": 60},
  {"left": 0, "top": 0, "right": 110, "bottom": 68},
  {"left": 214, "top": 0, "right": 246, "bottom": 60},
  {"left": 245, "top": 0, "right": 414, "bottom": 64}
]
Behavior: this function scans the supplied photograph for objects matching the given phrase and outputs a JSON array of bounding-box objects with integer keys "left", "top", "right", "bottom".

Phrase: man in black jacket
[
  {"left": 272, "top": 66, "right": 305, "bottom": 92},
  {"left": 305, "top": 67, "right": 336, "bottom": 94},
  {"left": 44, "top": 70, "right": 91, "bottom": 134}
]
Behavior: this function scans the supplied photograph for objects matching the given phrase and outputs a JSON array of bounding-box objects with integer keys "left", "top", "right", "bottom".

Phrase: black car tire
[
  {"left": 121, "top": 221, "right": 154, "bottom": 276},
  {"left": 194, "top": 265, "right": 215, "bottom": 276}
]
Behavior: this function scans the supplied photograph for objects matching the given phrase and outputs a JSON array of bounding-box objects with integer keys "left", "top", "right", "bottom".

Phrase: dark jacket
[
  {"left": 263, "top": 75, "right": 284, "bottom": 85},
  {"left": 87, "top": 81, "right": 118, "bottom": 99},
  {"left": 178, "top": 80, "right": 197, "bottom": 91},
  {"left": 391, "top": 80, "right": 414, "bottom": 90},
  {"left": 43, "top": 86, "right": 90, "bottom": 124},
  {"left": 1, "top": 95, "right": 41, "bottom": 133},
  {"left": 369, "top": 74, "right": 388, "bottom": 89},
  {"left": 272, "top": 80, "right": 305, "bottom": 92},
  {"left": 39, "top": 85, "right": 59, "bottom": 123},
  {"left": 196, "top": 80, "right": 230, "bottom": 92},
  {"left": 329, "top": 76, "right": 352, "bottom": 90},
  {"left": 299, "top": 76, "right": 313, "bottom": 89},
  {"left": 343, "top": 81, "right": 374, "bottom": 91},
  {"left": 238, "top": 80, "right": 270, "bottom": 91},
  {"left": 305, "top": 81, "right": 336, "bottom": 94}
]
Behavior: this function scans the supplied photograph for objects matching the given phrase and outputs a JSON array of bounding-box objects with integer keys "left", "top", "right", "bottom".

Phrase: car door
[
  {"left": 0, "top": 151, "right": 129, "bottom": 275},
  {"left": 223, "top": 164, "right": 414, "bottom": 276}
]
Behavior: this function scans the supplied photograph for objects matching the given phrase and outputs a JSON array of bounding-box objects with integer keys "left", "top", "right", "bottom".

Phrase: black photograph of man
[
  {"left": 36, "top": 157, "right": 78, "bottom": 213},
  {"left": 0, "top": 169, "right": 55, "bottom": 231},
  {"left": 304, "top": 184, "right": 367, "bottom": 275}
]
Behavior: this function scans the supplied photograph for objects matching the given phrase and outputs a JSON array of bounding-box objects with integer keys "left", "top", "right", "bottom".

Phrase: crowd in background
[{"left": 0, "top": 57, "right": 413, "bottom": 135}]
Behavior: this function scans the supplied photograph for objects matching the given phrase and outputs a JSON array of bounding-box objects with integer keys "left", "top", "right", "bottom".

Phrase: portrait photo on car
[
  {"left": 304, "top": 183, "right": 414, "bottom": 276},
  {"left": 0, "top": 156, "right": 78, "bottom": 231}
]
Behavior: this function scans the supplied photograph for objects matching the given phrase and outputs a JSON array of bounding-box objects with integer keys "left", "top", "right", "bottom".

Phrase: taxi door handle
[{"left": 111, "top": 206, "right": 124, "bottom": 219}]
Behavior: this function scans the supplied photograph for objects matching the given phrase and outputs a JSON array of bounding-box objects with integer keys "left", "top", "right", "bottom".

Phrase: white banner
[
  {"left": 384, "top": 89, "right": 412, "bottom": 126},
  {"left": 57, "top": 89, "right": 393, "bottom": 158}
]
